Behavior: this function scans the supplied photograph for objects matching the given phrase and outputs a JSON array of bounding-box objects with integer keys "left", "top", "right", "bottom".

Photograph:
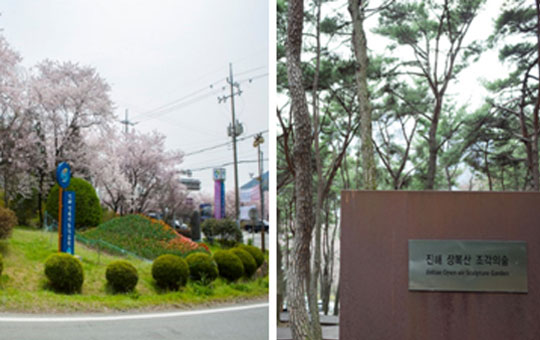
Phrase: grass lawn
[{"left": 0, "top": 227, "right": 268, "bottom": 313}]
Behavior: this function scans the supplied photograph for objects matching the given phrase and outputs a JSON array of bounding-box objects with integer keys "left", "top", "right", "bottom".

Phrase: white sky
[
  {"left": 0, "top": 0, "right": 269, "bottom": 194},
  {"left": 313, "top": 0, "right": 508, "bottom": 109}
]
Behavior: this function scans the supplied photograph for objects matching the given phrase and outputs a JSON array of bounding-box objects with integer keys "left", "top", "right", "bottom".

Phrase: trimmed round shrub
[
  {"left": 186, "top": 252, "right": 218, "bottom": 283},
  {"left": 213, "top": 250, "right": 244, "bottom": 281},
  {"left": 201, "top": 218, "right": 219, "bottom": 241},
  {"left": 0, "top": 206, "right": 17, "bottom": 240},
  {"left": 152, "top": 254, "right": 189, "bottom": 290},
  {"left": 106, "top": 260, "right": 138, "bottom": 293},
  {"left": 240, "top": 244, "right": 264, "bottom": 268},
  {"left": 44, "top": 253, "right": 84, "bottom": 293},
  {"left": 215, "top": 219, "right": 243, "bottom": 247},
  {"left": 230, "top": 248, "right": 257, "bottom": 278},
  {"left": 46, "top": 177, "right": 102, "bottom": 229}
]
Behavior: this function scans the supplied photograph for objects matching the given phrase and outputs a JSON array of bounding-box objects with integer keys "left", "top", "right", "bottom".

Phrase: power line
[
  {"left": 184, "top": 130, "right": 268, "bottom": 156},
  {"left": 190, "top": 159, "right": 269, "bottom": 172},
  {"left": 236, "top": 73, "right": 269, "bottom": 84},
  {"left": 130, "top": 66, "right": 266, "bottom": 120},
  {"left": 235, "top": 65, "right": 267, "bottom": 77},
  {"left": 137, "top": 89, "right": 221, "bottom": 122},
  {"left": 131, "top": 79, "right": 224, "bottom": 120},
  {"left": 185, "top": 149, "right": 260, "bottom": 169}
]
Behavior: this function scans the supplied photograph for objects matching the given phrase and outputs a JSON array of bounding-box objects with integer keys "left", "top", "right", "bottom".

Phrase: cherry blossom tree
[
  {"left": 152, "top": 173, "right": 190, "bottom": 224},
  {"left": 90, "top": 129, "right": 185, "bottom": 216},
  {"left": 29, "top": 60, "right": 114, "bottom": 222},
  {"left": 0, "top": 35, "right": 35, "bottom": 206},
  {"left": 191, "top": 191, "right": 213, "bottom": 211},
  {"left": 88, "top": 128, "right": 130, "bottom": 213},
  {"left": 225, "top": 189, "right": 237, "bottom": 220}
]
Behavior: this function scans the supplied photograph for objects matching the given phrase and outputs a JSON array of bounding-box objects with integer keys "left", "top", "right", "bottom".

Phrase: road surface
[
  {"left": 243, "top": 230, "right": 268, "bottom": 250},
  {"left": 0, "top": 302, "right": 268, "bottom": 340}
]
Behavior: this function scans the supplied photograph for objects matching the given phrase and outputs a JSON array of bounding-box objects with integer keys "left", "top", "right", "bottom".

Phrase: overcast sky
[
  {"left": 1, "top": 0, "right": 269, "bottom": 195},
  {"left": 302, "top": 0, "right": 508, "bottom": 189}
]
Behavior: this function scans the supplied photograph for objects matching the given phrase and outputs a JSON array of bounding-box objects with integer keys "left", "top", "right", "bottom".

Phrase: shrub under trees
[
  {"left": 151, "top": 254, "right": 189, "bottom": 290},
  {"left": 213, "top": 250, "right": 244, "bottom": 282},
  {"left": 186, "top": 252, "right": 218, "bottom": 283},
  {"left": 240, "top": 244, "right": 265, "bottom": 268},
  {"left": 230, "top": 248, "right": 257, "bottom": 278},
  {"left": 202, "top": 218, "right": 243, "bottom": 247},
  {"left": 0, "top": 206, "right": 17, "bottom": 239},
  {"left": 106, "top": 260, "right": 138, "bottom": 293},
  {"left": 44, "top": 253, "right": 84, "bottom": 294},
  {"left": 46, "top": 177, "right": 102, "bottom": 229}
]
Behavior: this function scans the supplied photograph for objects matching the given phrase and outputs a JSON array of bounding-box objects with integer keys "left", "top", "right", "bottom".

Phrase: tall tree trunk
[
  {"left": 349, "top": 0, "right": 376, "bottom": 190},
  {"left": 321, "top": 198, "right": 338, "bottom": 316},
  {"left": 532, "top": 0, "right": 540, "bottom": 191},
  {"left": 277, "top": 208, "right": 285, "bottom": 325},
  {"left": 501, "top": 168, "right": 506, "bottom": 191},
  {"left": 355, "top": 148, "right": 362, "bottom": 189},
  {"left": 333, "top": 278, "right": 340, "bottom": 316},
  {"left": 320, "top": 200, "right": 331, "bottom": 315},
  {"left": 308, "top": 1, "right": 323, "bottom": 338},
  {"left": 3, "top": 170, "right": 8, "bottom": 207},
  {"left": 286, "top": 0, "right": 316, "bottom": 339},
  {"left": 286, "top": 201, "right": 291, "bottom": 271},
  {"left": 518, "top": 70, "right": 536, "bottom": 190},
  {"left": 484, "top": 141, "right": 493, "bottom": 191},
  {"left": 37, "top": 172, "right": 44, "bottom": 227},
  {"left": 426, "top": 98, "right": 442, "bottom": 189}
]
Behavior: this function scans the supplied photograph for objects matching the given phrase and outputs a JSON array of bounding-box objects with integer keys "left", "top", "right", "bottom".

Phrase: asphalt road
[
  {"left": 243, "top": 230, "right": 269, "bottom": 250},
  {"left": 0, "top": 303, "right": 268, "bottom": 340}
]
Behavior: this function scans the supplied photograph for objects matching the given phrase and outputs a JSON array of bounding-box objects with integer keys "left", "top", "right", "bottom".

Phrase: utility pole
[
  {"left": 218, "top": 63, "right": 243, "bottom": 223},
  {"left": 119, "top": 109, "right": 138, "bottom": 133},
  {"left": 253, "top": 133, "right": 265, "bottom": 252}
]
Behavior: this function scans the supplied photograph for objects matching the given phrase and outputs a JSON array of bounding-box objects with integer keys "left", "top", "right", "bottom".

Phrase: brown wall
[{"left": 340, "top": 191, "right": 540, "bottom": 340}]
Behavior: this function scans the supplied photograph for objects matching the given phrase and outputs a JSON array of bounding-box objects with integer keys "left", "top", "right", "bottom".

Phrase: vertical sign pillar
[
  {"left": 56, "top": 162, "right": 75, "bottom": 254},
  {"left": 61, "top": 191, "right": 76, "bottom": 254},
  {"left": 214, "top": 180, "right": 222, "bottom": 219},
  {"left": 213, "top": 168, "right": 226, "bottom": 219}
]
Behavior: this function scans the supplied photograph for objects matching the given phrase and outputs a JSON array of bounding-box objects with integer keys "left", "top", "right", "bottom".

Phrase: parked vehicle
[
  {"left": 174, "top": 220, "right": 189, "bottom": 232},
  {"left": 199, "top": 203, "right": 213, "bottom": 222},
  {"left": 244, "top": 220, "right": 269, "bottom": 233},
  {"left": 147, "top": 212, "right": 162, "bottom": 220}
]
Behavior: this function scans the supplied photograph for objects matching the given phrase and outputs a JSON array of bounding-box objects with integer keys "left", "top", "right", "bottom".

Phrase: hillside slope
[{"left": 81, "top": 215, "right": 208, "bottom": 260}]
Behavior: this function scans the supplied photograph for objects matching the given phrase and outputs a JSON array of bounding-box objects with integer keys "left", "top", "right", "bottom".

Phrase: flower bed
[{"left": 81, "top": 214, "right": 209, "bottom": 259}]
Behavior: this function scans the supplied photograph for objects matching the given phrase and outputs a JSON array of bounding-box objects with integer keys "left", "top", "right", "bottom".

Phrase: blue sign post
[
  {"left": 56, "top": 162, "right": 71, "bottom": 189},
  {"left": 61, "top": 191, "right": 75, "bottom": 254},
  {"left": 56, "top": 162, "right": 75, "bottom": 254}
]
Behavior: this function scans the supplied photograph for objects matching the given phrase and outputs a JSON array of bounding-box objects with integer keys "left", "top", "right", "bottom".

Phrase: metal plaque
[{"left": 409, "top": 240, "right": 527, "bottom": 293}]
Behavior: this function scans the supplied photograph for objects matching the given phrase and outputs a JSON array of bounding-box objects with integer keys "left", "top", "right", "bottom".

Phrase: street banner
[
  {"left": 240, "top": 184, "right": 260, "bottom": 203},
  {"left": 240, "top": 205, "right": 257, "bottom": 220}
]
